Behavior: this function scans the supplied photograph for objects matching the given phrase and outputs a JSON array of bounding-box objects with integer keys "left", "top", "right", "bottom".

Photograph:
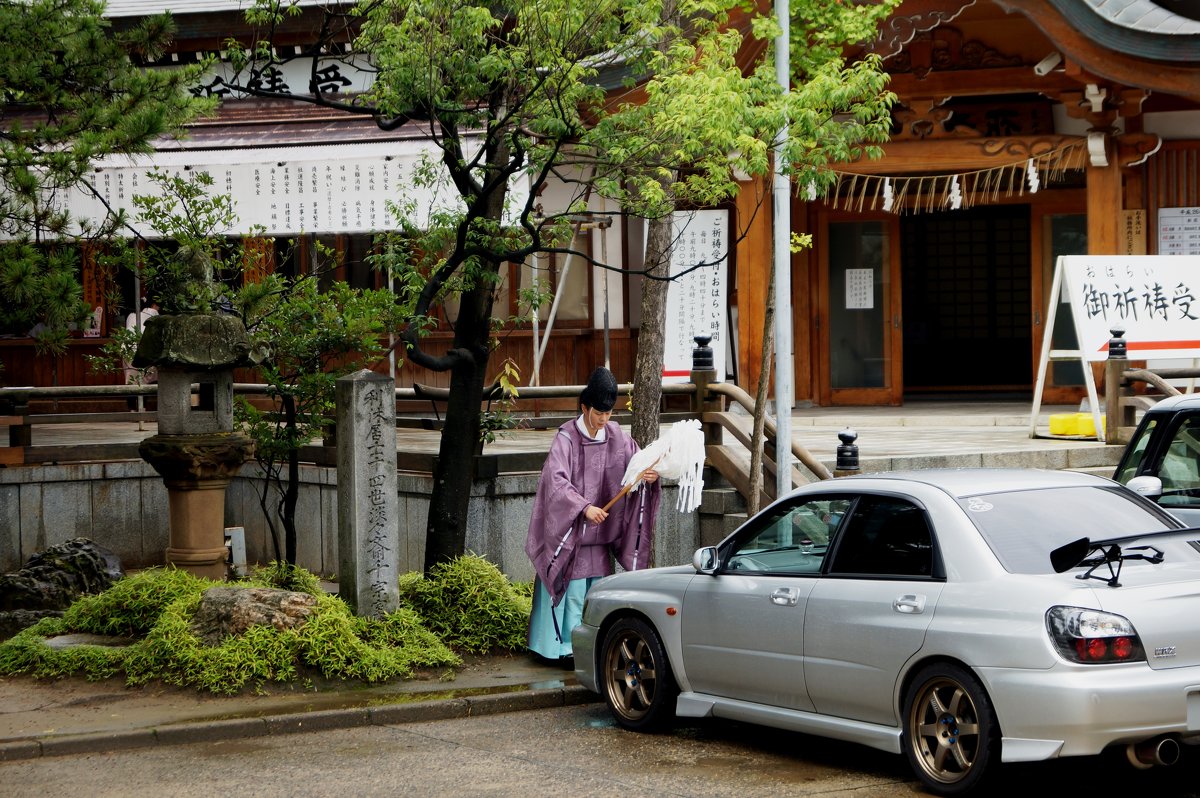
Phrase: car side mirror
[
  {"left": 1126, "top": 475, "right": 1164, "bottom": 500},
  {"left": 693, "top": 546, "right": 718, "bottom": 575}
]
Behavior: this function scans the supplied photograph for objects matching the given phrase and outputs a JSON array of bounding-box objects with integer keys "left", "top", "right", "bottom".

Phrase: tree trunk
[
  {"left": 748, "top": 257, "right": 776, "bottom": 516},
  {"left": 283, "top": 393, "right": 300, "bottom": 566},
  {"left": 423, "top": 281, "right": 494, "bottom": 572},
  {"left": 631, "top": 214, "right": 674, "bottom": 448}
]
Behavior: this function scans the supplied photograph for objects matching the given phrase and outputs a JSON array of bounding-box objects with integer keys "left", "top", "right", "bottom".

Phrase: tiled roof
[
  {"left": 1081, "top": 0, "right": 1200, "bottom": 34},
  {"left": 1013, "top": 0, "right": 1200, "bottom": 60},
  {"left": 105, "top": 1, "right": 332, "bottom": 18}
]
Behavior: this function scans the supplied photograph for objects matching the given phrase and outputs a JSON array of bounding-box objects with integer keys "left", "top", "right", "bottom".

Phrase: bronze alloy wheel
[
  {"left": 903, "top": 663, "right": 997, "bottom": 796},
  {"left": 600, "top": 617, "right": 677, "bottom": 732}
]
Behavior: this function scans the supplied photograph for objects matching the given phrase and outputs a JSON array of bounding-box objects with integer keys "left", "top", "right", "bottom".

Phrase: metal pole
[
  {"left": 386, "top": 243, "right": 396, "bottom": 380},
  {"left": 773, "top": 0, "right": 794, "bottom": 499},
  {"left": 531, "top": 269, "right": 541, "bottom": 387},
  {"left": 133, "top": 268, "right": 145, "bottom": 428},
  {"left": 600, "top": 198, "right": 611, "bottom": 370}
]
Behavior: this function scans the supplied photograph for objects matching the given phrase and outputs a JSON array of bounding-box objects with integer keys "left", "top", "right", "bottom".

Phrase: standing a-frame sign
[{"left": 1032, "top": 255, "right": 1200, "bottom": 439}]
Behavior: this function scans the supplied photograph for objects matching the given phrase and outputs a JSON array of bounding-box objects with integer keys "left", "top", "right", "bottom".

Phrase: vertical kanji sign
[{"left": 663, "top": 210, "right": 729, "bottom": 383}]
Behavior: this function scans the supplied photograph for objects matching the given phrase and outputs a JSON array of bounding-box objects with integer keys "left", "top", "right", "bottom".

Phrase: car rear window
[{"left": 958, "top": 486, "right": 1180, "bottom": 574}]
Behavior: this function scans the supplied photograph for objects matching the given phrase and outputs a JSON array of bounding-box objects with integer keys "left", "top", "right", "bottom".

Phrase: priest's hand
[
  {"left": 641, "top": 469, "right": 659, "bottom": 484},
  {"left": 584, "top": 504, "right": 608, "bottom": 524}
]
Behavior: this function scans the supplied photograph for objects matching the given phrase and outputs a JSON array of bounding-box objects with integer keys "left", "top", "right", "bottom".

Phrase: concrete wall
[
  {"left": 0, "top": 461, "right": 170, "bottom": 575},
  {"left": 1, "top": 461, "right": 734, "bottom": 580}
]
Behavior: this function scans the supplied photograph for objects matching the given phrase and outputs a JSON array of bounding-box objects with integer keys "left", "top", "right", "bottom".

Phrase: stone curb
[{"left": 0, "top": 684, "right": 599, "bottom": 762}]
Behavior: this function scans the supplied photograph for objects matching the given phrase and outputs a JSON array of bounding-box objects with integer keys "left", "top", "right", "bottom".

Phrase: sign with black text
[
  {"left": 1060, "top": 255, "right": 1200, "bottom": 361},
  {"left": 662, "top": 210, "right": 729, "bottom": 383}
]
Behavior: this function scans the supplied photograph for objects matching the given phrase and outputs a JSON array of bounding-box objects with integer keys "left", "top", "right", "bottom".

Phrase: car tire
[
  {"left": 600, "top": 616, "right": 678, "bottom": 732},
  {"left": 901, "top": 662, "right": 998, "bottom": 796}
]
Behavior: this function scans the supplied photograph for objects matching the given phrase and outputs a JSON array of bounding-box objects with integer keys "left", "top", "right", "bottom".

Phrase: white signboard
[
  {"left": 662, "top": 210, "right": 729, "bottom": 383},
  {"left": 1159, "top": 207, "right": 1200, "bottom": 256},
  {"left": 47, "top": 137, "right": 528, "bottom": 238},
  {"left": 190, "top": 57, "right": 376, "bottom": 100},
  {"left": 1031, "top": 254, "right": 1200, "bottom": 439},
  {"left": 1060, "top": 255, "right": 1200, "bottom": 361}
]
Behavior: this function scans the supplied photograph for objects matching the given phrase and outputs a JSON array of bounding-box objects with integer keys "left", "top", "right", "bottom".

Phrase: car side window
[
  {"left": 1157, "top": 416, "right": 1200, "bottom": 504},
  {"left": 724, "top": 497, "right": 852, "bottom": 575},
  {"left": 827, "top": 496, "right": 935, "bottom": 578}
]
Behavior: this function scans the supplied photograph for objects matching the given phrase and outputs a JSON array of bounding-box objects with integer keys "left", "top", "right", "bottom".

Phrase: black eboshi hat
[{"left": 580, "top": 367, "right": 618, "bottom": 411}]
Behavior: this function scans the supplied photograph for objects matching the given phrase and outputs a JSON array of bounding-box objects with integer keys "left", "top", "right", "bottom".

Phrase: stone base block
[{"left": 166, "top": 545, "right": 229, "bottom": 580}]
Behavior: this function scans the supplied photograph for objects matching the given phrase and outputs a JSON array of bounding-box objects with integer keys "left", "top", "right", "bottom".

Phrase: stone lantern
[{"left": 134, "top": 312, "right": 258, "bottom": 579}]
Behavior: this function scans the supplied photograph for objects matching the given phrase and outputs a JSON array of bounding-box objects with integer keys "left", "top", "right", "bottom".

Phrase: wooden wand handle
[{"left": 600, "top": 456, "right": 663, "bottom": 512}]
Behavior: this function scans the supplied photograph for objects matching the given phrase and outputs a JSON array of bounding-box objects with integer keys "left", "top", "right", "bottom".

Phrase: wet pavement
[
  {"left": 0, "top": 398, "right": 1135, "bottom": 763},
  {"left": 0, "top": 653, "right": 590, "bottom": 762}
]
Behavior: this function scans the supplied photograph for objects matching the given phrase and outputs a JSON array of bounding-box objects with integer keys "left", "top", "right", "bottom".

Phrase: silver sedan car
[{"left": 573, "top": 469, "right": 1200, "bottom": 796}]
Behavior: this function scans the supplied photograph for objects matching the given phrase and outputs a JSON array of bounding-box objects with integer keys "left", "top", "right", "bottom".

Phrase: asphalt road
[{"left": 2, "top": 703, "right": 1196, "bottom": 797}]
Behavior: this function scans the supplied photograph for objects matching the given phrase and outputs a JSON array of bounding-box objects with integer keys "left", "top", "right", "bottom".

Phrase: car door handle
[
  {"left": 894, "top": 594, "right": 927, "bottom": 614},
  {"left": 770, "top": 587, "right": 800, "bottom": 606}
]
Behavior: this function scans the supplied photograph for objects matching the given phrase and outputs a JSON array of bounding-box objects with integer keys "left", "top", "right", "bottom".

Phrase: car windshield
[{"left": 959, "top": 485, "right": 1181, "bottom": 574}]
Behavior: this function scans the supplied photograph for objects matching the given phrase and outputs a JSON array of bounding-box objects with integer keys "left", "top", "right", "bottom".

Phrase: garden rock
[
  {"left": 0, "top": 538, "right": 125, "bottom": 639},
  {"left": 190, "top": 587, "right": 318, "bottom": 646}
]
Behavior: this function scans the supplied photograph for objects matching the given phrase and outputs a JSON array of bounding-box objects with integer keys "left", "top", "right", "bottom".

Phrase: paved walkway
[{"left": 21, "top": 399, "right": 1126, "bottom": 475}]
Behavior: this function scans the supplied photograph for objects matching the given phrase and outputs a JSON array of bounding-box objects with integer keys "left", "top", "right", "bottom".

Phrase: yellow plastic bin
[
  {"left": 1075, "top": 412, "right": 1105, "bottom": 437},
  {"left": 1048, "top": 413, "right": 1078, "bottom": 436},
  {"left": 1049, "top": 412, "right": 1104, "bottom": 437}
]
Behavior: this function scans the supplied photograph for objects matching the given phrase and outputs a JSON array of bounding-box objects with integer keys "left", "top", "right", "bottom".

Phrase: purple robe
[{"left": 524, "top": 418, "right": 662, "bottom": 605}]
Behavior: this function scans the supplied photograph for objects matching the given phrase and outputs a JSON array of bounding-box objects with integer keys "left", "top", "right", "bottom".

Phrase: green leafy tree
[
  {"left": 599, "top": 1, "right": 898, "bottom": 445},
  {"left": 225, "top": 0, "right": 893, "bottom": 569},
  {"left": 239, "top": 273, "right": 404, "bottom": 571},
  {"left": 0, "top": 0, "right": 209, "bottom": 356},
  {"left": 92, "top": 170, "right": 405, "bottom": 575}
]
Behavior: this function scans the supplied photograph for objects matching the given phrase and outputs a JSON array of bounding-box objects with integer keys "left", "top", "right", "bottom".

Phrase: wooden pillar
[
  {"left": 242, "top": 237, "right": 276, "bottom": 284},
  {"left": 735, "top": 174, "right": 771, "bottom": 392},
  {"left": 1086, "top": 136, "right": 1125, "bottom": 391},
  {"left": 80, "top": 242, "right": 108, "bottom": 337},
  {"left": 1086, "top": 143, "right": 1122, "bottom": 255}
]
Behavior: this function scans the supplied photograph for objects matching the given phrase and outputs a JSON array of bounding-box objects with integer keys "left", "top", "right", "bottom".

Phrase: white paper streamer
[{"left": 622, "top": 419, "right": 706, "bottom": 513}]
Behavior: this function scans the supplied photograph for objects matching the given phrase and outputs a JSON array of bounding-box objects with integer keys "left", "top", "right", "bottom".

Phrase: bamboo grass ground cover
[{"left": 0, "top": 554, "right": 532, "bottom": 694}]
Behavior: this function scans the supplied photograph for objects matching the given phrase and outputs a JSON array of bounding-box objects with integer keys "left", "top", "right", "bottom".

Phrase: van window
[
  {"left": 1157, "top": 416, "right": 1200, "bottom": 506},
  {"left": 1114, "top": 417, "right": 1156, "bottom": 484}
]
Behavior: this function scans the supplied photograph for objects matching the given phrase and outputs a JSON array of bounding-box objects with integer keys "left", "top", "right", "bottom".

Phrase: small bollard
[
  {"left": 690, "top": 334, "right": 722, "bottom": 447},
  {"left": 834, "top": 428, "right": 859, "bottom": 477},
  {"left": 1107, "top": 326, "right": 1126, "bottom": 359},
  {"left": 1104, "top": 326, "right": 1128, "bottom": 445},
  {"left": 692, "top": 334, "right": 714, "bottom": 370}
]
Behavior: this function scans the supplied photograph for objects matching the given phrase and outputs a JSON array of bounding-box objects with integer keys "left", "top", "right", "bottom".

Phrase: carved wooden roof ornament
[
  {"left": 888, "top": 26, "right": 1024, "bottom": 78},
  {"left": 868, "top": 0, "right": 981, "bottom": 60}
]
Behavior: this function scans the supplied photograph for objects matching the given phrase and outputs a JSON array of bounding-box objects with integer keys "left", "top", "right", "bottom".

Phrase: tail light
[{"left": 1046, "top": 606, "right": 1146, "bottom": 664}]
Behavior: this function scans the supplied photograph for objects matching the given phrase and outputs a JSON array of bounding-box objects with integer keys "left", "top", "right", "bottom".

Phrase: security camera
[{"left": 1034, "top": 52, "right": 1062, "bottom": 76}]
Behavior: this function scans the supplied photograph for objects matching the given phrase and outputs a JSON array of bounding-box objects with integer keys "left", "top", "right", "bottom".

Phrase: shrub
[{"left": 399, "top": 554, "right": 531, "bottom": 654}]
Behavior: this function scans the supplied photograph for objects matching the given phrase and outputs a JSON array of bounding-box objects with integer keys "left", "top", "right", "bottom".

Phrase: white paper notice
[{"left": 846, "top": 268, "right": 874, "bottom": 309}]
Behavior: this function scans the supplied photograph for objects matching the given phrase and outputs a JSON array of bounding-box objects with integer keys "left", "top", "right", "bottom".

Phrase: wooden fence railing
[
  {"left": 0, "top": 372, "right": 834, "bottom": 500},
  {"left": 1103, "top": 330, "right": 1200, "bottom": 445}
]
